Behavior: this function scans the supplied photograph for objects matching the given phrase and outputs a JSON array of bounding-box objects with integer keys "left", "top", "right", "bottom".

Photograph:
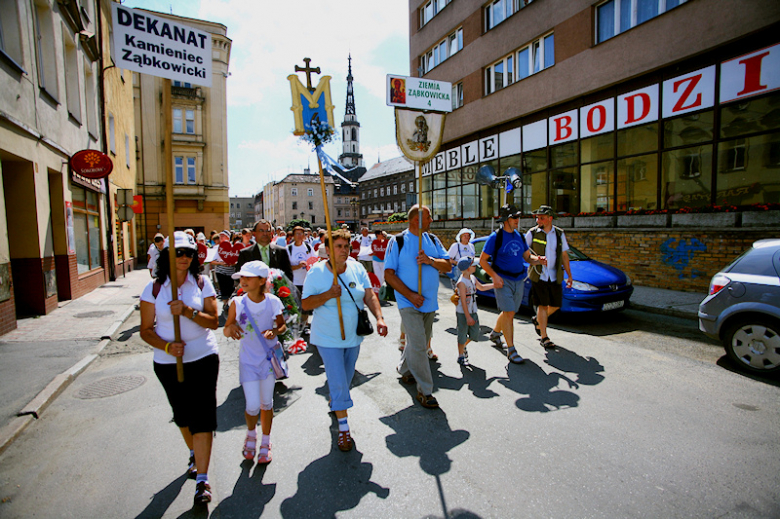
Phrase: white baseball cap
[
  {"left": 231, "top": 260, "right": 269, "bottom": 279},
  {"left": 163, "top": 231, "right": 197, "bottom": 250}
]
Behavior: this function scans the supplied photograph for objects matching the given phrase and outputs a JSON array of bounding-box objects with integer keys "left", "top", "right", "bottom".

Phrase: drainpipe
[{"left": 97, "top": 0, "right": 116, "bottom": 281}]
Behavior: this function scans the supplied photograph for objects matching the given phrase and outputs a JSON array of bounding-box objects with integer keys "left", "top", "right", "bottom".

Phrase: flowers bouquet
[{"left": 265, "top": 268, "right": 302, "bottom": 344}]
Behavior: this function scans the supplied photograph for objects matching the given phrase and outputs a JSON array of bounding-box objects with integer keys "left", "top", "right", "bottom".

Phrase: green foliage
[
  {"left": 287, "top": 219, "right": 312, "bottom": 231},
  {"left": 388, "top": 212, "right": 408, "bottom": 222}
]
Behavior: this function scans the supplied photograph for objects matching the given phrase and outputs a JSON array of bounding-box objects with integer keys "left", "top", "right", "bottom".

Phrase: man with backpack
[
  {"left": 479, "top": 204, "right": 547, "bottom": 365},
  {"left": 525, "top": 205, "right": 573, "bottom": 350}
]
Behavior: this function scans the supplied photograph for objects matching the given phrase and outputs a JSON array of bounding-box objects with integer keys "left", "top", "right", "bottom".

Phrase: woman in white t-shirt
[
  {"left": 447, "top": 228, "right": 476, "bottom": 289},
  {"left": 139, "top": 231, "right": 220, "bottom": 506}
]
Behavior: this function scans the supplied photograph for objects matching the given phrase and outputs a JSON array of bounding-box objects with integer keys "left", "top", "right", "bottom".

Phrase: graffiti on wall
[{"left": 661, "top": 238, "right": 707, "bottom": 279}]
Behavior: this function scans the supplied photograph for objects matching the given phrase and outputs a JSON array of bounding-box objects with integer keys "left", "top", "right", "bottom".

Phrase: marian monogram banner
[{"left": 395, "top": 109, "right": 446, "bottom": 163}]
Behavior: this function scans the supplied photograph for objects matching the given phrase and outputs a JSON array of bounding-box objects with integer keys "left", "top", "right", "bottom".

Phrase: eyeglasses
[{"left": 176, "top": 249, "right": 196, "bottom": 258}]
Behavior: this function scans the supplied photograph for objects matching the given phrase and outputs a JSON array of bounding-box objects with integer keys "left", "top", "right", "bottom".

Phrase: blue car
[{"left": 469, "top": 236, "right": 634, "bottom": 313}]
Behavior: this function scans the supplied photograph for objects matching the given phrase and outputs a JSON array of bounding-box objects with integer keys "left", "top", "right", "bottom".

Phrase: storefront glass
[
  {"left": 581, "top": 133, "right": 614, "bottom": 164},
  {"left": 550, "top": 167, "right": 578, "bottom": 214},
  {"left": 721, "top": 92, "right": 780, "bottom": 138},
  {"left": 617, "top": 153, "right": 659, "bottom": 211},
  {"left": 717, "top": 132, "right": 780, "bottom": 205},
  {"left": 72, "top": 186, "right": 101, "bottom": 274},
  {"left": 664, "top": 110, "right": 714, "bottom": 148},
  {"left": 617, "top": 122, "right": 658, "bottom": 156},
  {"left": 662, "top": 145, "right": 713, "bottom": 209},
  {"left": 581, "top": 161, "right": 614, "bottom": 212}
]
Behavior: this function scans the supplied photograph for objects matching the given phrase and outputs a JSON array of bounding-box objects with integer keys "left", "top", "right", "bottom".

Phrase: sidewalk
[
  {"left": 0, "top": 268, "right": 150, "bottom": 455},
  {"left": 0, "top": 270, "right": 703, "bottom": 456}
]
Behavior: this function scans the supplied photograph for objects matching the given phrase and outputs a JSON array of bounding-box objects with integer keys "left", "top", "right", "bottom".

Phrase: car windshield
[{"left": 473, "top": 239, "right": 589, "bottom": 261}]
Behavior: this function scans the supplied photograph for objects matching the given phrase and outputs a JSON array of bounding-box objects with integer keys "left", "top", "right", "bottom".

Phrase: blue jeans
[{"left": 316, "top": 345, "right": 361, "bottom": 411}]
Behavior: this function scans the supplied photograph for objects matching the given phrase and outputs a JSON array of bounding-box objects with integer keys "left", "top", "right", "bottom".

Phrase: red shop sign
[{"left": 70, "top": 149, "right": 114, "bottom": 179}]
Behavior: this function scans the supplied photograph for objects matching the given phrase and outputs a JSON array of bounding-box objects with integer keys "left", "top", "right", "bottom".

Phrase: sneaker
[
  {"left": 194, "top": 481, "right": 212, "bottom": 505},
  {"left": 457, "top": 355, "right": 470, "bottom": 367}
]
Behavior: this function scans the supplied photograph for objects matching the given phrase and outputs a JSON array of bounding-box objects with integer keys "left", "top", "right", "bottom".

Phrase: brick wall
[{"left": 0, "top": 262, "right": 16, "bottom": 335}]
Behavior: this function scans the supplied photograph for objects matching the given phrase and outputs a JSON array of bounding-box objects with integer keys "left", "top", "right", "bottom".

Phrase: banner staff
[{"left": 288, "top": 58, "right": 345, "bottom": 340}]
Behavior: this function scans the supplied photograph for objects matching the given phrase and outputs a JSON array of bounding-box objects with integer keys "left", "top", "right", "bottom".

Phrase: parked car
[
  {"left": 698, "top": 239, "right": 780, "bottom": 374},
  {"left": 470, "top": 236, "right": 634, "bottom": 313}
]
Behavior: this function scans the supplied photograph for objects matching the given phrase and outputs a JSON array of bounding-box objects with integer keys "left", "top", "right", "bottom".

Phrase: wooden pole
[
  {"left": 162, "top": 78, "right": 184, "bottom": 383},
  {"left": 316, "top": 148, "right": 346, "bottom": 340},
  {"left": 417, "top": 161, "right": 423, "bottom": 295}
]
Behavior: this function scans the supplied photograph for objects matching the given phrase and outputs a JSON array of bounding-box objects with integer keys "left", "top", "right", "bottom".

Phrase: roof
[
  {"left": 360, "top": 156, "right": 413, "bottom": 182},
  {"left": 278, "top": 173, "right": 335, "bottom": 184}
]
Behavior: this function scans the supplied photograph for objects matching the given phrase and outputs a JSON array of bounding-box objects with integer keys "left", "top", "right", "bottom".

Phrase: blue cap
[{"left": 458, "top": 256, "right": 478, "bottom": 272}]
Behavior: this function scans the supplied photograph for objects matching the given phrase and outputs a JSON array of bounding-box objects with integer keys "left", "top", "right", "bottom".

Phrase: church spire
[{"left": 339, "top": 54, "right": 363, "bottom": 168}]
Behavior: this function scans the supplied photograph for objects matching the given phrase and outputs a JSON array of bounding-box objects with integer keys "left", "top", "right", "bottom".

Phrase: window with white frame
[
  {"left": 486, "top": 32, "right": 553, "bottom": 95},
  {"left": 374, "top": 188, "right": 378, "bottom": 197},
  {"left": 409, "top": 182, "right": 414, "bottom": 192},
  {"left": 187, "top": 157, "right": 196, "bottom": 183},
  {"left": 34, "top": 2, "right": 58, "bottom": 97},
  {"left": 421, "top": 27, "right": 463, "bottom": 74},
  {"left": 452, "top": 82, "right": 464, "bottom": 109},
  {"left": 307, "top": 188, "right": 313, "bottom": 196},
  {"left": 393, "top": 185, "right": 398, "bottom": 195},
  {"left": 185, "top": 109, "right": 195, "bottom": 133},
  {"left": 596, "top": 0, "right": 687, "bottom": 44},
  {"left": 420, "top": 0, "right": 451, "bottom": 28},
  {"left": 401, "top": 183, "right": 406, "bottom": 193},
  {"left": 291, "top": 187, "right": 298, "bottom": 196},
  {"left": 175, "top": 157, "right": 184, "bottom": 183},
  {"left": 484, "top": 0, "right": 534, "bottom": 32},
  {"left": 380, "top": 187, "right": 384, "bottom": 197},
  {"left": 173, "top": 108, "right": 183, "bottom": 133},
  {"left": 84, "top": 58, "right": 98, "bottom": 137}
]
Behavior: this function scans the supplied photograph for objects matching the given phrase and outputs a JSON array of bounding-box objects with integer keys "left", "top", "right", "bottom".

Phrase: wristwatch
[{"left": 191, "top": 309, "right": 199, "bottom": 319}]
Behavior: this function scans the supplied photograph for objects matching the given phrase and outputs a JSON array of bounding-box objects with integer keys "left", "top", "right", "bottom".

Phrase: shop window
[
  {"left": 617, "top": 122, "right": 658, "bottom": 157},
  {"left": 433, "top": 172, "right": 447, "bottom": 190},
  {"left": 581, "top": 133, "right": 614, "bottom": 164},
  {"left": 717, "top": 132, "right": 780, "bottom": 206},
  {"left": 522, "top": 148, "right": 548, "bottom": 174},
  {"left": 433, "top": 189, "right": 448, "bottom": 219},
  {"left": 662, "top": 145, "right": 713, "bottom": 209},
  {"left": 581, "top": 161, "right": 615, "bottom": 213},
  {"left": 446, "top": 185, "right": 460, "bottom": 219},
  {"left": 550, "top": 142, "right": 579, "bottom": 169},
  {"left": 524, "top": 170, "right": 548, "bottom": 214},
  {"left": 551, "top": 167, "right": 579, "bottom": 214},
  {"left": 616, "top": 154, "right": 656, "bottom": 211},
  {"left": 596, "top": 0, "right": 687, "bottom": 44},
  {"left": 721, "top": 92, "right": 780, "bottom": 138},
  {"left": 72, "top": 186, "right": 101, "bottom": 274},
  {"left": 462, "top": 181, "right": 479, "bottom": 219},
  {"left": 664, "top": 110, "right": 714, "bottom": 148}
]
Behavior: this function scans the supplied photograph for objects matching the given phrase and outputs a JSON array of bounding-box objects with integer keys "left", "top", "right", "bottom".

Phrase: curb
[
  {"left": 102, "top": 306, "right": 136, "bottom": 340},
  {"left": 630, "top": 303, "right": 698, "bottom": 321},
  {"left": 0, "top": 321, "right": 125, "bottom": 457}
]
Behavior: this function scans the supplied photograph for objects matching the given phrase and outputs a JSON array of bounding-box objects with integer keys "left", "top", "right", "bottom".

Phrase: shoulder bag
[
  {"left": 337, "top": 273, "right": 374, "bottom": 337},
  {"left": 242, "top": 296, "right": 289, "bottom": 379}
]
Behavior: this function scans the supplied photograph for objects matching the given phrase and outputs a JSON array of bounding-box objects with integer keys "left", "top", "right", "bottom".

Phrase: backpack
[
  {"left": 287, "top": 242, "right": 312, "bottom": 256},
  {"left": 152, "top": 275, "right": 205, "bottom": 298},
  {"left": 394, "top": 231, "right": 444, "bottom": 253}
]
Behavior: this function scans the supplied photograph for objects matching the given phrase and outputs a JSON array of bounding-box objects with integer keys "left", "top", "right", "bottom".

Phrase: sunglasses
[{"left": 176, "top": 249, "right": 196, "bottom": 258}]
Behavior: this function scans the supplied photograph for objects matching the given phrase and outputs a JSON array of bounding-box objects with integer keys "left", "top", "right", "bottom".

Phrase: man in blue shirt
[
  {"left": 385, "top": 205, "right": 450, "bottom": 409},
  {"left": 479, "top": 205, "right": 546, "bottom": 364}
]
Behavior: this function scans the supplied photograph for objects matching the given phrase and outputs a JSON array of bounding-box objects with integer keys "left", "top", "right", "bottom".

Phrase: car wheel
[{"left": 722, "top": 317, "right": 780, "bottom": 373}]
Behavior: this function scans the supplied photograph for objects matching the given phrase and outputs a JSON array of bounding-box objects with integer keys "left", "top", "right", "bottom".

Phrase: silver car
[{"left": 698, "top": 239, "right": 780, "bottom": 373}]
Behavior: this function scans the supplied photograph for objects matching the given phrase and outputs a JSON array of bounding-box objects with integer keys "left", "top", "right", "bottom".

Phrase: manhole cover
[
  {"left": 75, "top": 375, "right": 146, "bottom": 399},
  {"left": 74, "top": 311, "right": 114, "bottom": 318}
]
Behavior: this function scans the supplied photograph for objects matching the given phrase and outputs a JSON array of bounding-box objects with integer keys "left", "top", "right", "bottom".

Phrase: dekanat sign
[{"left": 111, "top": 3, "right": 212, "bottom": 87}]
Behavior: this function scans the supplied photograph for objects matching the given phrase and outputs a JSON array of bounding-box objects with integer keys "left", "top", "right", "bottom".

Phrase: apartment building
[
  {"left": 360, "top": 156, "right": 416, "bottom": 226},
  {"left": 229, "top": 196, "right": 254, "bottom": 230}
]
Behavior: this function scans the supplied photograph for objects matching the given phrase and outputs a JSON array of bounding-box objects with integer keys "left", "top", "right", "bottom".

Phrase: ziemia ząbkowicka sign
[{"left": 111, "top": 4, "right": 212, "bottom": 87}]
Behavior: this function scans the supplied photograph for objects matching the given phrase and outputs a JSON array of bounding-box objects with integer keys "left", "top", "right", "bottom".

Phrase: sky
[{"left": 123, "top": 0, "right": 411, "bottom": 198}]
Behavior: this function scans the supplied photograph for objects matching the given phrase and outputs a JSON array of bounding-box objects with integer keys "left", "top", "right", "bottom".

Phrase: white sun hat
[
  {"left": 456, "top": 228, "right": 475, "bottom": 242},
  {"left": 163, "top": 231, "right": 197, "bottom": 250},
  {"left": 231, "top": 260, "right": 269, "bottom": 280}
]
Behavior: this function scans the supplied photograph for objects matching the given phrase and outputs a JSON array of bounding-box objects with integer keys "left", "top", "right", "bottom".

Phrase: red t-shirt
[{"left": 371, "top": 239, "right": 387, "bottom": 261}]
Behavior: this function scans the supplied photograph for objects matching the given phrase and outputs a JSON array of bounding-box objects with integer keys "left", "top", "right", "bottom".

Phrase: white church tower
[{"left": 338, "top": 55, "right": 363, "bottom": 168}]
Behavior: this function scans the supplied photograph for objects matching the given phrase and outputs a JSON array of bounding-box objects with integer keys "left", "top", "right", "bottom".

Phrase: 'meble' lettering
[{"left": 672, "top": 74, "right": 702, "bottom": 113}]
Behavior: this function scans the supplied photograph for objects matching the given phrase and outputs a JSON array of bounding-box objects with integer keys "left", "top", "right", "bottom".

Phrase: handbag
[
  {"left": 338, "top": 274, "right": 374, "bottom": 337},
  {"left": 242, "top": 297, "right": 289, "bottom": 379}
]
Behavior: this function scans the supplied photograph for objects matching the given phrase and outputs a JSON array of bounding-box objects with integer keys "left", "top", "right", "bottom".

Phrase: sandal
[
  {"left": 338, "top": 430, "right": 354, "bottom": 452},
  {"left": 489, "top": 331, "right": 504, "bottom": 348},
  {"left": 540, "top": 337, "right": 556, "bottom": 349},
  {"left": 257, "top": 443, "right": 272, "bottom": 464},
  {"left": 187, "top": 455, "right": 197, "bottom": 479},
  {"left": 457, "top": 355, "right": 470, "bottom": 367},
  {"left": 532, "top": 316, "right": 541, "bottom": 337},
  {"left": 426, "top": 346, "right": 438, "bottom": 361},
  {"left": 417, "top": 392, "right": 439, "bottom": 409},
  {"left": 242, "top": 433, "right": 256, "bottom": 461},
  {"left": 400, "top": 372, "right": 415, "bottom": 384},
  {"left": 194, "top": 481, "right": 212, "bottom": 505},
  {"left": 398, "top": 337, "right": 406, "bottom": 351},
  {"left": 507, "top": 346, "right": 525, "bottom": 364}
]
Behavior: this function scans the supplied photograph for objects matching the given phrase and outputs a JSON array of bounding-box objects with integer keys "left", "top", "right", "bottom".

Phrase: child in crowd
[
  {"left": 455, "top": 257, "right": 493, "bottom": 366},
  {"left": 223, "top": 261, "right": 287, "bottom": 464}
]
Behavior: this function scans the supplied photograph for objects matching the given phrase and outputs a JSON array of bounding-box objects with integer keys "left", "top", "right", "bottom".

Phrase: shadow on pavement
[
  {"left": 210, "top": 460, "right": 276, "bottom": 518},
  {"left": 715, "top": 355, "right": 780, "bottom": 388},
  {"left": 134, "top": 473, "right": 188, "bottom": 519},
  {"left": 544, "top": 346, "right": 605, "bottom": 386},
  {"left": 217, "top": 383, "right": 304, "bottom": 433},
  {"left": 498, "top": 360, "right": 580, "bottom": 412},
  {"left": 280, "top": 414, "right": 389, "bottom": 518},
  {"left": 300, "top": 345, "right": 324, "bottom": 377},
  {"left": 436, "top": 362, "right": 501, "bottom": 399}
]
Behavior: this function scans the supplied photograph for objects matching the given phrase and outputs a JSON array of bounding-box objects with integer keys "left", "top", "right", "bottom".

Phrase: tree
[
  {"left": 287, "top": 218, "right": 312, "bottom": 231},
  {"left": 388, "top": 212, "right": 407, "bottom": 222}
]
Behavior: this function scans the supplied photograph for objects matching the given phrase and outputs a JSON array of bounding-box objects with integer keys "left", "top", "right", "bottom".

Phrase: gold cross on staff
[{"left": 295, "top": 57, "right": 321, "bottom": 92}]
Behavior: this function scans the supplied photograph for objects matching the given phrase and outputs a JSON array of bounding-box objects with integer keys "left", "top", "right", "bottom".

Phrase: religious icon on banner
[
  {"left": 390, "top": 77, "right": 406, "bottom": 104},
  {"left": 395, "top": 109, "right": 445, "bottom": 163}
]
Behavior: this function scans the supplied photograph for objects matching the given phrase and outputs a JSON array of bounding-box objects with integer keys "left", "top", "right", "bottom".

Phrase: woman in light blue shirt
[{"left": 302, "top": 229, "right": 388, "bottom": 452}]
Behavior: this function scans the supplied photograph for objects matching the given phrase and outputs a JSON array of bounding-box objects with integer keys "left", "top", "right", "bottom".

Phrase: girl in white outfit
[{"left": 223, "top": 261, "right": 287, "bottom": 464}]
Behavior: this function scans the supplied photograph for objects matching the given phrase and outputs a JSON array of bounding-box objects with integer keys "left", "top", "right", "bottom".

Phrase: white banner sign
[
  {"left": 112, "top": 4, "right": 212, "bottom": 87},
  {"left": 720, "top": 43, "right": 780, "bottom": 103},
  {"left": 387, "top": 75, "right": 452, "bottom": 112}
]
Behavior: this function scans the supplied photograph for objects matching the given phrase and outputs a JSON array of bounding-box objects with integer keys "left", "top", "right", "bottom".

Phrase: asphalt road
[{"left": 0, "top": 290, "right": 778, "bottom": 519}]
